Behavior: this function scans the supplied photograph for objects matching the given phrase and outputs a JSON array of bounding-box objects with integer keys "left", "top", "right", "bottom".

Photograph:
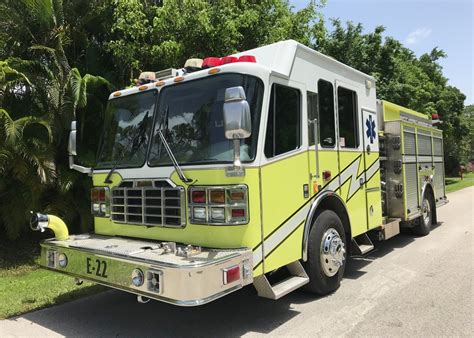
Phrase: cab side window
[
  {"left": 307, "top": 91, "right": 318, "bottom": 146},
  {"left": 337, "top": 87, "right": 359, "bottom": 148},
  {"left": 317, "top": 80, "right": 336, "bottom": 147},
  {"left": 264, "top": 84, "right": 301, "bottom": 158}
]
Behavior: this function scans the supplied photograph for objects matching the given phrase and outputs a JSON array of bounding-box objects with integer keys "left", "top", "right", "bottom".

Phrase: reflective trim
[
  {"left": 417, "top": 155, "right": 432, "bottom": 163},
  {"left": 252, "top": 155, "right": 382, "bottom": 266}
]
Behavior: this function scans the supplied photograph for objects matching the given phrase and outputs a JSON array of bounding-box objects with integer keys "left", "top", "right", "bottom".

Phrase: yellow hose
[{"left": 47, "top": 214, "right": 69, "bottom": 241}]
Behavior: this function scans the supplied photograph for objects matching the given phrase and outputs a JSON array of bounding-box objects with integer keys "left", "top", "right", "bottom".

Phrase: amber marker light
[
  {"left": 229, "top": 190, "right": 245, "bottom": 201},
  {"left": 113, "top": 91, "right": 121, "bottom": 97},
  {"left": 138, "top": 85, "right": 148, "bottom": 91},
  {"left": 208, "top": 68, "right": 221, "bottom": 75},
  {"left": 210, "top": 190, "right": 225, "bottom": 204},
  {"left": 174, "top": 76, "right": 184, "bottom": 82},
  {"left": 155, "top": 81, "right": 165, "bottom": 87}
]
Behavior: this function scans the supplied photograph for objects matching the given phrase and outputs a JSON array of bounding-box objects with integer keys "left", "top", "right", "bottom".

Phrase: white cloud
[{"left": 405, "top": 27, "right": 432, "bottom": 44}]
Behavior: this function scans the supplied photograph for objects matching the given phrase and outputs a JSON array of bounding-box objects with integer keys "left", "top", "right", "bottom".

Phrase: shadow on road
[{"left": 17, "top": 222, "right": 444, "bottom": 336}]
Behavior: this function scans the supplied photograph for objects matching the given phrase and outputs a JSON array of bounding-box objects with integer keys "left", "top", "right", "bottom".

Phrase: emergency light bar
[{"left": 201, "top": 55, "right": 257, "bottom": 68}]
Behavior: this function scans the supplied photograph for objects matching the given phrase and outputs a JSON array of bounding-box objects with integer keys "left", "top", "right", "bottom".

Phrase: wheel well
[
  {"left": 312, "top": 195, "right": 352, "bottom": 241},
  {"left": 424, "top": 183, "right": 437, "bottom": 224}
]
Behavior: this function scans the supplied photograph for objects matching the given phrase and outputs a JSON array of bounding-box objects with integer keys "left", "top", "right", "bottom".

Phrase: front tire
[{"left": 303, "top": 210, "right": 347, "bottom": 295}]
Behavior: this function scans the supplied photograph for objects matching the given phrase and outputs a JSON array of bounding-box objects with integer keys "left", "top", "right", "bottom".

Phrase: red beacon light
[
  {"left": 238, "top": 55, "right": 256, "bottom": 63},
  {"left": 202, "top": 57, "right": 223, "bottom": 68},
  {"left": 221, "top": 56, "right": 239, "bottom": 64}
]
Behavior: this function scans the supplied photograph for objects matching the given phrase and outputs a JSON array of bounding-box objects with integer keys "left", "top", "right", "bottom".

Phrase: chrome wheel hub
[
  {"left": 320, "top": 228, "right": 346, "bottom": 277},
  {"left": 422, "top": 199, "right": 431, "bottom": 225}
]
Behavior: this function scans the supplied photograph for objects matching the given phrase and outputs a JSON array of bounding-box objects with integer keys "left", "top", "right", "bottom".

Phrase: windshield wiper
[
  {"left": 103, "top": 151, "right": 125, "bottom": 184},
  {"left": 157, "top": 107, "right": 192, "bottom": 183}
]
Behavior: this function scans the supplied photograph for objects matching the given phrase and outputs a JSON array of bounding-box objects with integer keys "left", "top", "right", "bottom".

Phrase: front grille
[{"left": 110, "top": 181, "right": 185, "bottom": 227}]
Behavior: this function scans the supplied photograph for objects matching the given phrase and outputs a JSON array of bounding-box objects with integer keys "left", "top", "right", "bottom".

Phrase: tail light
[
  {"left": 188, "top": 185, "right": 248, "bottom": 225},
  {"left": 91, "top": 187, "right": 110, "bottom": 217}
]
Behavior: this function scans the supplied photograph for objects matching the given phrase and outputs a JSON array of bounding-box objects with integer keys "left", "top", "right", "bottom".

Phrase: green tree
[
  {"left": 317, "top": 19, "right": 469, "bottom": 175},
  {"left": 104, "top": 0, "right": 326, "bottom": 84}
]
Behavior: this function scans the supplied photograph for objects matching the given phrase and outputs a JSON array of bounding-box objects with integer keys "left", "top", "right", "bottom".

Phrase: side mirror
[
  {"left": 223, "top": 86, "right": 251, "bottom": 177},
  {"left": 68, "top": 121, "right": 77, "bottom": 156},
  {"left": 68, "top": 120, "right": 91, "bottom": 174},
  {"left": 223, "top": 86, "right": 251, "bottom": 139}
]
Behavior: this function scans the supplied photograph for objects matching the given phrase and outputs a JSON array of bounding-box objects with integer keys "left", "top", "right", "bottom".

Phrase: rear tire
[
  {"left": 303, "top": 210, "right": 347, "bottom": 295},
  {"left": 413, "top": 193, "right": 433, "bottom": 236}
]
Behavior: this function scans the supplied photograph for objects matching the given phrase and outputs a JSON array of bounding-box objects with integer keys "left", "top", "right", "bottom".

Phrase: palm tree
[{"left": 0, "top": 0, "right": 113, "bottom": 239}]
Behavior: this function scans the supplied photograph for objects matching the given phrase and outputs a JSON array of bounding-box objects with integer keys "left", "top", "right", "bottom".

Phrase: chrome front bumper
[{"left": 40, "top": 234, "right": 253, "bottom": 306}]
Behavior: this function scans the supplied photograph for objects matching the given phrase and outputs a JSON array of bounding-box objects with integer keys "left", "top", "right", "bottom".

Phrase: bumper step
[
  {"left": 253, "top": 261, "right": 309, "bottom": 299},
  {"left": 352, "top": 233, "right": 374, "bottom": 255}
]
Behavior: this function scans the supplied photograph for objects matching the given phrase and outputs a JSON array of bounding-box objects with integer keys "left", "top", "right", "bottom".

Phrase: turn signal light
[{"left": 210, "top": 190, "right": 225, "bottom": 204}]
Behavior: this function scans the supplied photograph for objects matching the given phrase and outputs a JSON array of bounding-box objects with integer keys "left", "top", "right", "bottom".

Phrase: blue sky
[{"left": 290, "top": 0, "right": 473, "bottom": 105}]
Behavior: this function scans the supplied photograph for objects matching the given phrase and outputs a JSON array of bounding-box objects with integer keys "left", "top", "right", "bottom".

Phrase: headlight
[
  {"left": 189, "top": 185, "right": 248, "bottom": 225},
  {"left": 132, "top": 268, "right": 144, "bottom": 287},
  {"left": 58, "top": 253, "right": 68, "bottom": 268},
  {"left": 193, "top": 207, "right": 206, "bottom": 220}
]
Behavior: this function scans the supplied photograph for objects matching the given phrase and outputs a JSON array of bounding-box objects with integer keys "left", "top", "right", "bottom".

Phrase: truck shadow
[
  {"left": 344, "top": 221, "right": 444, "bottom": 280},
  {"left": 18, "top": 222, "right": 443, "bottom": 337},
  {"left": 20, "top": 287, "right": 300, "bottom": 337}
]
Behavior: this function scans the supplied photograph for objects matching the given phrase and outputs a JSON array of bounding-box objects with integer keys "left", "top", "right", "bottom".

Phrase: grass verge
[
  {"left": 445, "top": 172, "right": 474, "bottom": 194},
  {"left": 0, "top": 235, "right": 105, "bottom": 319}
]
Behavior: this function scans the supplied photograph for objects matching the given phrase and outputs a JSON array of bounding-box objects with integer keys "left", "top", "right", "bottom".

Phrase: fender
[
  {"left": 302, "top": 191, "right": 351, "bottom": 262},
  {"left": 420, "top": 177, "right": 434, "bottom": 200}
]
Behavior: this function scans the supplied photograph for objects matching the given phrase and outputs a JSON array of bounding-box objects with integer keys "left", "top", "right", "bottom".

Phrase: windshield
[
  {"left": 96, "top": 90, "right": 157, "bottom": 169},
  {"left": 148, "top": 74, "right": 264, "bottom": 166}
]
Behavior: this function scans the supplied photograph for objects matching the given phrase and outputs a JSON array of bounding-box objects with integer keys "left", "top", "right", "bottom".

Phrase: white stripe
[
  {"left": 253, "top": 156, "right": 367, "bottom": 267},
  {"left": 403, "top": 155, "right": 416, "bottom": 163},
  {"left": 433, "top": 156, "right": 443, "bottom": 162},
  {"left": 418, "top": 155, "right": 432, "bottom": 162},
  {"left": 365, "top": 160, "right": 380, "bottom": 181}
]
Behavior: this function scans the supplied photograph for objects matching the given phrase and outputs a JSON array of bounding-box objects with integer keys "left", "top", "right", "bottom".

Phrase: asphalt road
[{"left": 1, "top": 187, "right": 473, "bottom": 337}]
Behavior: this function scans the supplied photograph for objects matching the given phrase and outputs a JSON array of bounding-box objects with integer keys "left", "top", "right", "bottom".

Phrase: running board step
[
  {"left": 352, "top": 233, "right": 374, "bottom": 255},
  {"left": 253, "top": 261, "right": 309, "bottom": 300}
]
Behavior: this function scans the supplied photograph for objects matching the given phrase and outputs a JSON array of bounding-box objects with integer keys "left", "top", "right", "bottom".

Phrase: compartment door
[{"left": 361, "top": 109, "right": 383, "bottom": 229}]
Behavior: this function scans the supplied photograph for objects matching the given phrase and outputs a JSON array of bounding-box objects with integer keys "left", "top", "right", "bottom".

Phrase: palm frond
[{"left": 21, "top": 0, "right": 55, "bottom": 29}]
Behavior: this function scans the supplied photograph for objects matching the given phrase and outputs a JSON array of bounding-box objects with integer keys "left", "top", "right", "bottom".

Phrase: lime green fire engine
[{"left": 30, "top": 40, "right": 447, "bottom": 306}]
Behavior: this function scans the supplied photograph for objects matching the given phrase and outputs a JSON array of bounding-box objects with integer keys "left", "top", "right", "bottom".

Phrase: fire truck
[{"left": 30, "top": 40, "right": 447, "bottom": 306}]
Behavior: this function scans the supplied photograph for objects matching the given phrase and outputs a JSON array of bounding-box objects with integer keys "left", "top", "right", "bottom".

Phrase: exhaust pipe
[{"left": 30, "top": 212, "right": 69, "bottom": 241}]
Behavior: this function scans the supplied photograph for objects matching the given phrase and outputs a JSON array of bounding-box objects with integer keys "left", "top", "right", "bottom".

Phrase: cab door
[
  {"left": 334, "top": 81, "right": 368, "bottom": 237},
  {"left": 307, "top": 80, "right": 340, "bottom": 196},
  {"left": 259, "top": 78, "right": 309, "bottom": 273}
]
